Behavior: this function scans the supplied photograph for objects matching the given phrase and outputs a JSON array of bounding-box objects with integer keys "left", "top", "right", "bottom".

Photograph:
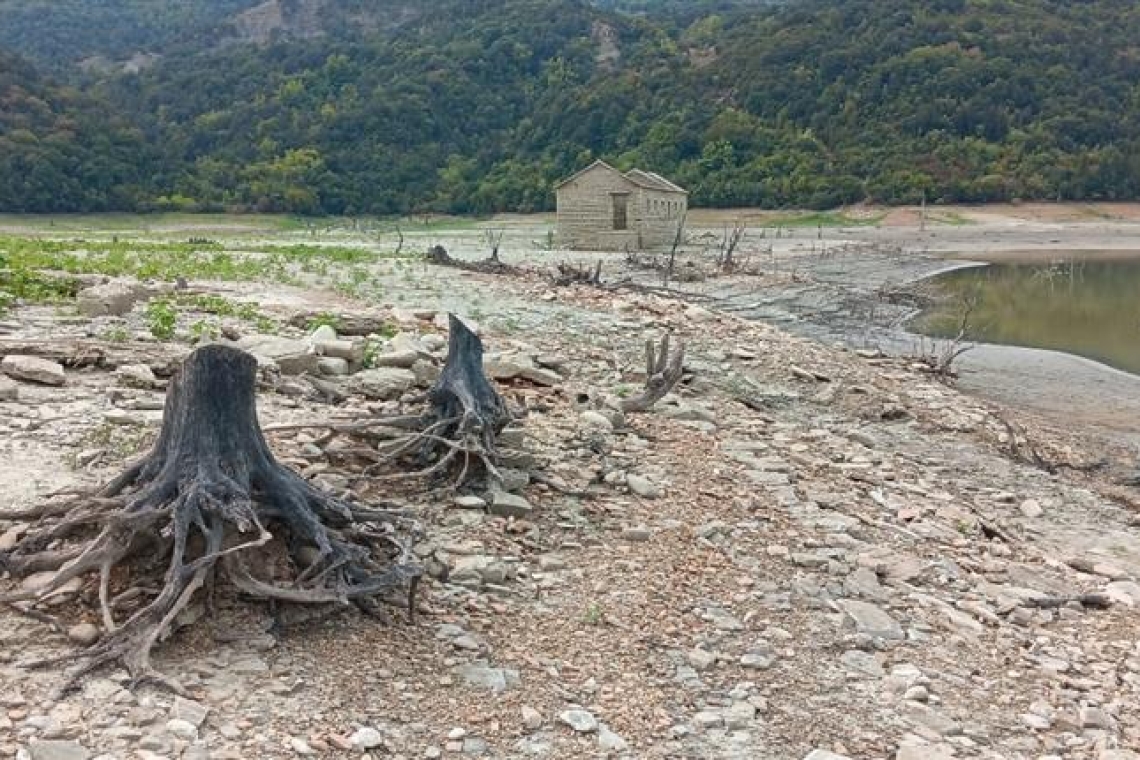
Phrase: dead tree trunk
[{"left": 0, "top": 344, "right": 420, "bottom": 694}]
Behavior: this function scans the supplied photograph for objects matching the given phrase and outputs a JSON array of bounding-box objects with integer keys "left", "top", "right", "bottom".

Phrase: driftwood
[
  {"left": 426, "top": 244, "right": 516, "bottom": 275},
  {"left": 0, "top": 344, "right": 420, "bottom": 695}
]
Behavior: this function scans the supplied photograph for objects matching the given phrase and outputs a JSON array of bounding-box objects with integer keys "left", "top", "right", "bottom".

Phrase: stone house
[{"left": 554, "top": 160, "right": 688, "bottom": 250}]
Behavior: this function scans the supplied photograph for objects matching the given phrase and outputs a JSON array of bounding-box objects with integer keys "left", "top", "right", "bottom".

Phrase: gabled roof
[
  {"left": 553, "top": 159, "right": 628, "bottom": 190},
  {"left": 624, "top": 169, "right": 688, "bottom": 194},
  {"left": 554, "top": 160, "right": 687, "bottom": 194}
]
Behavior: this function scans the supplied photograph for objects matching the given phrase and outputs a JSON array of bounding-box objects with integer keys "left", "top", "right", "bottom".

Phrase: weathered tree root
[
  {"left": 0, "top": 344, "right": 421, "bottom": 696},
  {"left": 620, "top": 333, "right": 686, "bottom": 413}
]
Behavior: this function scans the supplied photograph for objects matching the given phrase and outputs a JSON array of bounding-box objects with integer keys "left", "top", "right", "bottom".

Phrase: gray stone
[
  {"left": 838, "top": 599, "right": 904, "bottom": 640},
  {"left": 497, "top": 468, "right": 530, "bottom": 493},
  {"left": 521, "top": 706, "right": 543, "bottom": 730},
  {"left": 803, "top": 752, "right": 853, "bottom": 760},
  {"left": 687, "top": 649, "right": 717, "bottom": 671},
  {"left": 172, "top": 697, "right": 209, "bottom": 729},
  {"left": 309, "top": 324, "right": 337, "bottom": 343},
  {"left": 289, "top": 737, "right": 315, "bottom": 755},
  {"left": 840, "top": 650, "right": 883, "bottom": 677},
  {"left": 66, "top": 623, "right": 100, "bottom": 646},
  {"left": 723, "top": 701, "right": 756, "bottom": 730},
  {"left": 901, "top": 701, "right": 962, "bottom": 736},
  {"left": 1, "top": 355, "right": 65, "bottom": 386},
  {"left": 411, "top": 358, "right": 441, "bottom": 387},
  {"left": 896, "top": 745, "right": 955, "bottom": 760},
  {"left": 488, "top": 491, "right": 534, "bottom": 519},
  {"left": 597, "top": 724, "right": 628, "bottom": 752},
  {"left": 0, "top": 374, "right": 18, "bottom": 401},
  {"left": 559, "top": 709, "right": 598, "bottom": 733},
  {"left": 317, "top": 356, "right": 349, "bottom": 376},
  {"left": 116, "top": 364, "right": 158, "bottom": 389},
  {"left": 369, "top": 349, "right": 420, "bottom": 368},
  {"left": 621, "top": 526, "right": 652, "bottom": 542},
  {"left": 165, "top": 718, "right": 198, "bottom": 740},
  {"left": 844, "top": 567, "right": 886, "bottom": 601},
  {"left": 77, "top": 281, "right": 146, "bottom": 317},
  {"left": 237, "top": 335, "right": 318, "bottom": 376},
  {"left": 457, "top": 663, "right": 519, "bottom": 692},
  {"left": 1080, "top": 706, "right": 1115, "bottom": 730},
  {"left": 453, "top": 495, "right": 486, "bottom": 509},
  {"left": 350, "top": 726, "right": 385, "bottom": 750},
  {"left": 484, "top": 353, "right": 561, "bottom": 386},
  {"left": 316, "top": 338, "right": 363, "bottom": 363},
  {"left": 354, "top": 367, "right": 416, "bottom": 400},
  {"left": 627, "top": 474, "right": 662, "bottom": 499},
  {"left": 1019, "top": 499, "right": 1044, "bottom": 518},
  {"left": 740, "top": 651, "right": 776, "bottom": 670},
  {"left": 1104, "top": 581, "right": 1140, "bottom": 606},
  {"left": 27, "top": 741, "right": 89, "bottom": 760}
]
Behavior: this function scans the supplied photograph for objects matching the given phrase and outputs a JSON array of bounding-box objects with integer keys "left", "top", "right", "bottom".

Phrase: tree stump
[
  {"left": 418, "top": 315, "right": 512, "bottom": 483},
  {"left": 0, "top": 344, "right": 420, "bottom": 693}
]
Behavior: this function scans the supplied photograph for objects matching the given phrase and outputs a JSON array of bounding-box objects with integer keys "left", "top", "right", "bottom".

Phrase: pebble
[
  {"left": 349, "top": 727, "right": 385, "bottom": 750},
  {"left": 521, "top": 706, "right": 543, "bottom": 730},
  {"left": 1019, "top": 499, "right": 1044, "bottom": 518},
  {"left": 66, "top": 623, "right": 100, "bottom": 646},
  {"left": 687, "top": 648, "right": 718, "bottom": 671}
]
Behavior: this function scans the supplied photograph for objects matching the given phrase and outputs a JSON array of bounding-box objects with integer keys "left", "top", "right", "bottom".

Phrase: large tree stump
[{"left": 0, "top": 344, "right": 420, "bottom": 694}]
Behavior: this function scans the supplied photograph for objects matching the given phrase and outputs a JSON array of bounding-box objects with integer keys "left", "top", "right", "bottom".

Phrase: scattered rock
[
  {"left": 0, "top": 374, "right": 20, "bottom": 401},
  {"left": 1, "top": 355, "right": 65, "bottom": 386},
  {"left": 172, "top": 697, "right": 209, "bottom": 729},
  {"left": 165, "top": 718, "right": 198, "bottom": 740},
  {"left": 687, "top": 648, "right": 717, "bottom": 671},
  {"left": 1019, "top": 499, "right": 1044, "bottom": 518},
  {"left": 66, "top": 623, "right": 100, "bottom": 646},
  {"left": 349, "top": 726, "right": 385, "bottom": 750},
  {"left": 488, "top": 491, "right": 534, "bottom": 519},
  {"left": 559, "top": 709, "right": 598, "bottom": 733},
  {"left": 521, "top": 706, "right": 543, "bottom": 730},
  {"left": 627, "top": 474, "right": 662, "bottom": 498},
  {"left": 457, "top": 663, "right": 519, "bottom": 692},
  {"left": 77, "top": 281, "right": 146, "bottom": 317},
  {"left": 116, "top": 363, "right": 159, "bottom": 389},
  {"left": 27, "top": 740, "right": 90, "bottom": 760},
  {"left": 838, "top": 599, "right": 904, "bottom": 640},
  {"left": 803, "top": 752, "right": 853, "bottom": 760},
  {"left": 597, "top": 724, "right": 628, "bottom": 752},
  {"left": 354, "top": 367, "right": 416, "bottom": 400},
  {"left": 237, "top": 335, "right": 318, "bottom": 376}
]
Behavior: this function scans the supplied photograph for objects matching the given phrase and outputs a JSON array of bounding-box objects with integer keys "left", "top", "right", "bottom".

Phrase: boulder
[
  {"left": 237, "top": 335, "right": 318, "bottom": 376},
  {"left": 116, "top": 363, "right": 159, "bottom": 389},
  {"left": 484, "top": 352, "right": 561, "bottom": 386},
  {"left": 77, "top": 280, "right": 147, "bottom": 317},
  {"left": 1, "top": 355, "right": 66, "bottom": 386}
]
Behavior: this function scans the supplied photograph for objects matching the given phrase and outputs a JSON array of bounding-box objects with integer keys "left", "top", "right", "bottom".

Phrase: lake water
[{"left": 912, "top": 258, "right": 1140, "bottom": 375}]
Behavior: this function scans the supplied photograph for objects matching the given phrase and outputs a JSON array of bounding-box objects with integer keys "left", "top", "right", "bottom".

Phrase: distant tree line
[{"left": 1, "top": 0, "right": 1140, "bottom": 214}]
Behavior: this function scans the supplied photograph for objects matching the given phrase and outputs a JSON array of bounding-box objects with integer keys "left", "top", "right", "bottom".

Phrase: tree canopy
[{"left": 1, "top": 0, "right": 1139, "bottom": 214}]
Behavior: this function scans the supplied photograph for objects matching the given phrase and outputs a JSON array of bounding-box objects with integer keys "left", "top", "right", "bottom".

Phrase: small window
[{"left": 612, "top": 193, "right": 629, "bottom": 231}]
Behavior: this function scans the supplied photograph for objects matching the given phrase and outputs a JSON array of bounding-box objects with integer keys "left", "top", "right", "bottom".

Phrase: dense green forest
[{"left": 1, "top": 0, "right": 1139, "bottom": 214}]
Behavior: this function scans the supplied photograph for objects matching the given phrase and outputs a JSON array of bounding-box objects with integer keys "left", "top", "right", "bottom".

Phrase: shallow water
[{"left": 913, "top": 259, "right": 1140, "bottom": 375}]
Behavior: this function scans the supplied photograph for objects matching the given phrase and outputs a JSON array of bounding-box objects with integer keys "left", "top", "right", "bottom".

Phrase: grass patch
[{"left": 760, "top": 210, "right": 886, "bottom": 228}]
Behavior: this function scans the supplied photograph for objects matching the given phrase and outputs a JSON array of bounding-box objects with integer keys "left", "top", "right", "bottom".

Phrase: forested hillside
[
  {"left": 0, "top": 53, "right": 149, "bottom": 211},
  {"left": 1, "top": 0, "right": 1139, "bottom": 214}
]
